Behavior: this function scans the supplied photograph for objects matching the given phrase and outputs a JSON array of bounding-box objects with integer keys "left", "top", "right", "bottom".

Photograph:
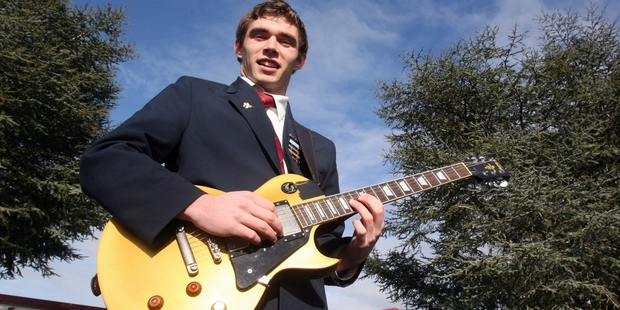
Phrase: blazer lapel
[{"left": 226, "top": 78, "right": 282, "bottom": 172}]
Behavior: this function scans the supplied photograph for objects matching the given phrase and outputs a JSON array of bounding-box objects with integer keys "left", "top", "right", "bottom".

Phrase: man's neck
[
  {"left": 240, "top": 76, "right": 289, "bottom": 121},
  {"left": 239, "top": 76, "right": 289, "bottom": 96}
]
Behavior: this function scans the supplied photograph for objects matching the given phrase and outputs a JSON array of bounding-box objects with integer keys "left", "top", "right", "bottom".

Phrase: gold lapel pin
[{"left": 243, "top": 102, "right": 254, "bottom": 109}]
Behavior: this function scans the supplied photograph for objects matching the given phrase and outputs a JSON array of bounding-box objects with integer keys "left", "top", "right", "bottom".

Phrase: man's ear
[
  {"left": 234, "top": 41, "right": 243, "bottom": 60},
  {"left": 294, "top": 54, "right": 307, "bottom": 71}
]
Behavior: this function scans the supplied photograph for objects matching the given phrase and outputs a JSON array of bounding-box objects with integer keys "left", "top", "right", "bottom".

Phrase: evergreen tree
[
  {"left": 366, "top": 4, "right": 620, "bottom": 309},
  {"left": 0, "top": 0, "right": 135, "bottom": 279}
]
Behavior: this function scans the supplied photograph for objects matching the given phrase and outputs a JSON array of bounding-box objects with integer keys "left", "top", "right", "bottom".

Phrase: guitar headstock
[{"left": 465, "top": 157, "right": 510, "bottom": 187}]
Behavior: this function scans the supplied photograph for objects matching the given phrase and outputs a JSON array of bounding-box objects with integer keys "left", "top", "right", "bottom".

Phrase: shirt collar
[{"left": 240, "top": 77, "right": 288, "bottom": 121}]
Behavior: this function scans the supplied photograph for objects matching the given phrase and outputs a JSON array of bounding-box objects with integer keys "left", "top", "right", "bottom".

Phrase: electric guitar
[{"left": 96, "top": 157, "right": 509, "bottom": 310}]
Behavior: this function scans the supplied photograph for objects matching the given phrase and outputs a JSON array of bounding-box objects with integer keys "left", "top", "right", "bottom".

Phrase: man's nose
[{"left": 263, "top": 37, "right": 278, "bottom": 52}]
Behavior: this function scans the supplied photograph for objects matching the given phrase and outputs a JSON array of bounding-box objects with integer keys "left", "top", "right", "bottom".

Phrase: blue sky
[{"left": 1, "top": 0, "right": 618, "bottom": 309}]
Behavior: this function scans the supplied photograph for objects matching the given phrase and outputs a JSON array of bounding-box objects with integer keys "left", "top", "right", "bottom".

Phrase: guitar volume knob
[
  {"left": 147, "top": 295, "right": 164, "bottom": 310},
  {"left": 186, "top": 281, "right": 202, "bottom": 296}
]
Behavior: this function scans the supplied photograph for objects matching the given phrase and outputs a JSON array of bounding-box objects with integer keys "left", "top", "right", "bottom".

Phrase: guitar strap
[{"left": 293, "top": 121, "right": 320, "bottom": 185}]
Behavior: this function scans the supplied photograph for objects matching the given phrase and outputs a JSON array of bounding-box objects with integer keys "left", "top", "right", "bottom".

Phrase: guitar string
[
  {"left": 289, "top": 163, "right": 470, "bottom": 227},
  {"left": 182, "top": 162, "right": 489, "bottom": 248}
]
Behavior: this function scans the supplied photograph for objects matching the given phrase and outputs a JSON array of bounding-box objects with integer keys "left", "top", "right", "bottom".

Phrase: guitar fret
[
  {"left": 452, "top": 163, "right": 470, "bottom": 178},
  {"left": 302, "top": 204, "right": 316, "bottom": 224},
  {"left": 435, "top": 170, "right": 448, "bottom": 181},
  {"left": 314, "top": 201, "right": 327, "bottom": 219},
  {"left": 444, "top": 168, "right": 456, "bottom": 180},
  {"left": 425, "top": 173, "right": 438, "bottom": 186},
  {"left": 326, "top": 197, "right": 340, "bottom": 216},
  {"left": 322, "top": 199, "right": 334, "bottom": 217},
  {"left": 415, "top": 174, "right": 432, "bottom": 189},
  {"left": 398, "top": 179, "right": 412, "bottom": 192},
  {"left": 309, "top": 203, "right": 322, "bottom": 224},
  {"left": 449, "top": 166, "right": 460, "bottom": 178},
  {"left": 443, "top": 167, "right": 456, "bottom": 180},
  {"left": 361, "top": 186, "right": 371, "bottom": 194},
  {"left": 292, "top": 208, "right": 302, "bottom": 227},
  {"left": 405, "top": 176, "right": 423, "bottom": 192},
  {"left": 298, "top": 204, "right": 312, "bottom": 226},
  {"left": 338, "top": 196, "right": 351, "bottom": 212},
  {"left": 388, "top": 180, "right": 406, "bottom": 197},
  {"left": 322, "top": 200, "right": 333, "bottom": 218},
  {"left": 375, "top": 187, "right": 388, "bottom": 201},
  {"left": 429, "top": 171, "right": 442, "bottom": 185},
  {"left": 423, "top": 172, "right": 439, "bottom": 187},
  {"left": 379, "top": 184, "right": 392, "bottom": 197},
  {"left": 305, "top": 203, "right": 315, "bottom": 225},
  {"left": 369, "top": 186, "right": 384, "bottom": 201},
  {"left": 448, "top": 166, "right": 461, "bottom": 179}
]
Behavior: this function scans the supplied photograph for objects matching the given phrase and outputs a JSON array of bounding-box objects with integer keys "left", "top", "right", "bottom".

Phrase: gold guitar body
[{"left": 97, "top": 174, "right": 339, "bottom": 310}]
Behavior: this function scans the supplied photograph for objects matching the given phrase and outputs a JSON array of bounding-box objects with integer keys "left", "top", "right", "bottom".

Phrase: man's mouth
[{"left": 258, "top": 59, "right": 280, "bottom": 69}]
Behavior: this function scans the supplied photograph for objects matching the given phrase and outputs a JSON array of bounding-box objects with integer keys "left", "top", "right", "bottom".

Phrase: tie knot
[{"left": 257, "top": 91, "right": 276, "bottom": 108}]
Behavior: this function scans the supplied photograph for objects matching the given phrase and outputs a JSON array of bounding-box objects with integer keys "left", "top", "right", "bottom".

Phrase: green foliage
[
  {"left": 0, "top": 0, "right": 135, "bottom": 279},
  {"left": 367, "top": 3, "right": 620, "bottom": 309}
]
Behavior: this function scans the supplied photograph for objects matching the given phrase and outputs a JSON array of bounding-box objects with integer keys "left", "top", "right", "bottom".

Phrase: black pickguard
[{"left": 230, "top": 228, "right": 311, "bottom": 289}]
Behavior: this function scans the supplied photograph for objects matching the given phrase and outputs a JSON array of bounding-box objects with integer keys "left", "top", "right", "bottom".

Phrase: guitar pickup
[
  {"left": 227, "top": 200, "right": 306, "bottom": 259},
  {"left": 227, "top": 200, "right": 305, "bottom": 249},
  {"left": 275, "top": 200, "right": 304, "bottom": 239}
]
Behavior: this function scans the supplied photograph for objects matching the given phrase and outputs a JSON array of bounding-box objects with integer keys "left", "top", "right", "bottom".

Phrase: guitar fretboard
[{"left": 290, "top": 162, "right": 472, "bottom": 228}]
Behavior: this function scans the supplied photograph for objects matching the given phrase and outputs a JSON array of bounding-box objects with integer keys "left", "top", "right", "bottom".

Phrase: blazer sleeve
[{"left": 79, "top": 76, "right": 206, "bottom": 246}]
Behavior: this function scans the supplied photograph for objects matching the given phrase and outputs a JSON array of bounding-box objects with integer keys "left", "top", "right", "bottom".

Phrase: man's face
[{"left": 235, "top": 16, "right": 306, "bottom": 95}]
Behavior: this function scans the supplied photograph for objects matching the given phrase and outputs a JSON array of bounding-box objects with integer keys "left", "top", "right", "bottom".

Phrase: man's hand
[
  {"left": 336, "top": 193, "right": 385, "bottom": 274},
  {"left": 177, "top": 192, "right": 283, "bottom": 245}
]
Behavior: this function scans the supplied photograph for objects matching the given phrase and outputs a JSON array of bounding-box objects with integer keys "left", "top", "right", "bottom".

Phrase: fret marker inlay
[
  {"left": 314, "top": 202, "right": 326, "bottom": 219},
  {"left": 399, "top": 181, "right": 412, "bottom": 192},
  {"left": 338, "top": 197, "right": 350, "bottom": 211},
  {"left": 381, "top": 185, "right": 395, "bottom": 197},
  {"left": 303, "top": 205, "right": 316, "bottom": 222},
  {"left": 326, "top": 199, "right": 338, "bottom": 216}
]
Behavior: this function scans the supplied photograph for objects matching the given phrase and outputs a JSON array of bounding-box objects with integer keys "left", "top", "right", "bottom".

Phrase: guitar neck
[{"left": 291, "top": 162, "right": 473, "bottom": 228}]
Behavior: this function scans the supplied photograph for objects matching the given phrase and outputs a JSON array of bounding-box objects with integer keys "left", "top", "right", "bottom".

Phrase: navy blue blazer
[{"left": 80, "top": 76, "right": 359, "bottom": 309}]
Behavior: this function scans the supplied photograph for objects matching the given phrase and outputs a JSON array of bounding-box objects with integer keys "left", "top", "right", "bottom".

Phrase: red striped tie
[{"left": 257, "top": 91, "right": 286, "bottom": 174}]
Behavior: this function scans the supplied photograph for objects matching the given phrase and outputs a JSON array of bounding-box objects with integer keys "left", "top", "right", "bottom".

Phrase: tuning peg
[
  {"left": 467, "top": 156, "right": 494, "bottom": 163},
  {"left": 489, "top": 180, "right": 509, "bottom": 188}
]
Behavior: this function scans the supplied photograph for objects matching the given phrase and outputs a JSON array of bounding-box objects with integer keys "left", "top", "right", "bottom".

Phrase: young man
[{"left": 80, "top": 1, "right": 384, "bottom": 309}]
